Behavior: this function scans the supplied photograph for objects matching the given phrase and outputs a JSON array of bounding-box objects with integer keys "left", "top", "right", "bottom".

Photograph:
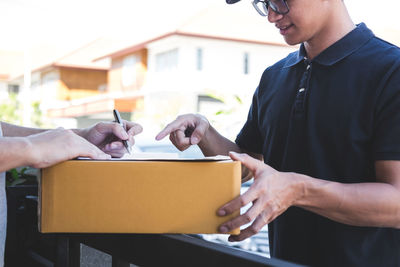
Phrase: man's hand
[
  {"left": 79, "top": 121, "right": 143, "bottom": 157},
  {"left": 26, "top": 128, "right": 111, "bottom": 169},
  {"left": 155, "top": 114, "right": 210, "bottom": 151},
  {"left": 217, "top": 152, "right": 304, "bottom": 242}
]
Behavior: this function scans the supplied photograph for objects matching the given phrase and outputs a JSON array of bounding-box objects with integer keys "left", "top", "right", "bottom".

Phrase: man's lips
[{"left": 276, "top": 24, "right": 293, "bottom": 35}]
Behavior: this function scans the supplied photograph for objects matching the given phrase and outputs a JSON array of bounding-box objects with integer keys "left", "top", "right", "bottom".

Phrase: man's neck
[{"left": 304, "top": 3, "right": 355, "bottom": 60}]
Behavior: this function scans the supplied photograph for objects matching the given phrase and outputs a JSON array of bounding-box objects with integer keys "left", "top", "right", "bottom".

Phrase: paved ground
[
  {"left": 81, "top": 245, "right": 138, "bottom": 267},
  {"left": 81, "top": 245, "right": 111, "bottom": 267}
]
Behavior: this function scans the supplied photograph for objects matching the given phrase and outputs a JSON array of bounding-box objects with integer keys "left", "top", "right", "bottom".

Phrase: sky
[{"left": 0, "top": 0, "right": 399, "bottom": 52}]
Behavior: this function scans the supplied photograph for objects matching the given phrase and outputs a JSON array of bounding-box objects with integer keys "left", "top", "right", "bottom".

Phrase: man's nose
[{"left": 267, "top": 8, "right": 284, "bottom": 23}]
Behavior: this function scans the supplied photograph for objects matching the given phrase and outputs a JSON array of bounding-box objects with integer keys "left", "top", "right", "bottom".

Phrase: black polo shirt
[{"left": 236, "top": 23, "right": 400, "bottom": 267}]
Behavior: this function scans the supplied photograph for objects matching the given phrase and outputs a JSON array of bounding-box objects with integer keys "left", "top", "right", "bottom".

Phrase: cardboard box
[{"left": 39, "top": 159, "right": 241, "bottom": 234}]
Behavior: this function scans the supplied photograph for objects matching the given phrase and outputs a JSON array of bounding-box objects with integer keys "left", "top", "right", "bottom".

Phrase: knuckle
[
  {"left": 239, "top": 197, "right": 248, "bottom": 207},
  {"left": 64, "top": 129, "right": 74, "bottom": 134},
  {"left": 248, "top": 225, "right": 259, "bottom": 235},
  {"left": 243, "top": 213, "right": 253, "bottom": 224},
  {"left": 260, "top": 212, "right": 269, "bottom": 225},
  {"left": 225, "top": 221, "right": 234, "bottom": 230},
  {"left": 63, "top": 129, "right": 75, "bottom": 139},
  {"left": 96, "top": 122, "right": 104, "bottom": 128}
]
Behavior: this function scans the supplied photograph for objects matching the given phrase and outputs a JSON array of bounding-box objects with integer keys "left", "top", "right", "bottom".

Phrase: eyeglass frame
[{"left": 252, "top": 0, "right": 290, "bottom": 17}]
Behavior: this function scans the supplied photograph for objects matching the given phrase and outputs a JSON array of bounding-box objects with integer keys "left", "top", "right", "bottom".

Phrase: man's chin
[{"left": 283, "top": 36, "right": 302, "bottom": 46}]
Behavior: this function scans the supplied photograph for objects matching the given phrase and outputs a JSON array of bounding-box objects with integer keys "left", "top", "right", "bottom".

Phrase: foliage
[
  {"left": 211, "top": 94, "right": 243, "bottom": 116},
  {"left": 0, "top": 93, "right": 22, "bottom": 124},
  {"left": 6, "top": 167, "right": 37, "bottom": 187},
  {"left": 205, "top": 92, "right": 249, "bottom": 141},
  {"left": 0, "top": 93, "right": 44, "bottom": 127},
  {"left": 30, "top": 101, "right": 44, "bottom": 127}
]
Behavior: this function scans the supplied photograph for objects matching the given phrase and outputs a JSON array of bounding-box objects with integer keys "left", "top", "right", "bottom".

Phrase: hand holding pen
[
  {"left": 75, "top": 114, "right": 142, "bottom": 158},
  {"left": 113, "top": 109, "right": 133, "bottom": 154}
]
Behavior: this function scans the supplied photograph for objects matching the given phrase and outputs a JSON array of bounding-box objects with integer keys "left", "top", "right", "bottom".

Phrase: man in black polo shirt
[{"left": 156, "top": 0, "right": 400, "bottom": 266}]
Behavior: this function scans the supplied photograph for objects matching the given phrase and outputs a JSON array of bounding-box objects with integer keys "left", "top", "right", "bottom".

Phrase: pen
[{"left": 113, "top": 109, "right": 132, "bottom": 154}]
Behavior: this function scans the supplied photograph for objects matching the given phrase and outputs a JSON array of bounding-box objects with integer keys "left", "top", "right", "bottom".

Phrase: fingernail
[
  {"left": 122, "top": 131, "right": 129, "bottom": 139},
  {"left": 219, "top": 226, "right": 228, "bottom": 233},
  {"left": 217, "top": 209, "right": 226, "bottom": 216},
  {"left": 191, "top": 137, "right": 198, "bottom": 145}
]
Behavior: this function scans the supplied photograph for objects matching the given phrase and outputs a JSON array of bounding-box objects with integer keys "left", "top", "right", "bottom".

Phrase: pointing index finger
[
  {"left": 155, "top": 121, "right": 181, "bottom": 141},
  {"left": 156, "top": 123, "right": 177, "bottom": 141}
]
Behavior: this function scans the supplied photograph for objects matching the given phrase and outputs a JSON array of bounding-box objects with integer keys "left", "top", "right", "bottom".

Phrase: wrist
[
  {"left": 16, "top": 137, "right": 35, "bottom": 167},
  {"left": 198, "top": 123, "right": 212, "bottom": 149},
  {"left": 290, "top": 172, "right": 309, "bottom": 207},
  {"left": 72, "top": 128, "right": 86, "bottom": 139}
]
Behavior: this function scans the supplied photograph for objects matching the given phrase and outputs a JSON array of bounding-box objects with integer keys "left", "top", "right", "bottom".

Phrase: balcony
[{"left": 5, "top": 184, "right": 305, "bottom": 267}]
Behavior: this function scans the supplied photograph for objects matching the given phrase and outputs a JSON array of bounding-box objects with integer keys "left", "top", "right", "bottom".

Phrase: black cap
[{"left": 226, "top": 0, "right": 241, "bottom": 4}]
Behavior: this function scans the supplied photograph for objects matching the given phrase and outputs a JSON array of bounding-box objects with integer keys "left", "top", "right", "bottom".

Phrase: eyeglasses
[{"left": 252, "top": 0, "right": 289, "bottom": 17}]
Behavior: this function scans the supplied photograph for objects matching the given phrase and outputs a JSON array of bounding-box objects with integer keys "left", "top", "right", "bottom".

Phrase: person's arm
[
  {"left": 2, "top": 120, "right": 143, "bottom": 158},
  {"left": 1, "top": 122, "right": 47, "bottom": 137},
  {"left": 0, "top": 128, "right": 110, "bottom": 173},
  {"left": 0, "top": 136, "right": 32, "bottom": 172},
  {"left": 0, "top": 120, "right": 143, "bottom": 172},
  {"left": 217, "top": 153, "right": 400, "bottom": 241},
  {"left": 295, "top": 160, "right": 400, "bottom": 227}
]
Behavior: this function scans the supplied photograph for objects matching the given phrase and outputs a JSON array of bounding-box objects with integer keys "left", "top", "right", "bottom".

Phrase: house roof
[
  {"left": 98, "top": 3, "right": 289, "bottom": 60},
  {"left": 0, "top": 50, "right": 24, "bottom": 81},
  {"left": 8, "top": 37, "right": 129, "bottom": 81}
]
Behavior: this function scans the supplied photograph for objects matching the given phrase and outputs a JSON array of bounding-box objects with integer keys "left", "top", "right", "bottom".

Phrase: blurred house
[
  {"left": 3, "top": 3, "right": 298, "bottom": 129},
  {"left": 0, "top": 50, "right": 24, "bottom": 100},
  {"left": 94, "top": 3, "right": 296, "bottom": 133}
]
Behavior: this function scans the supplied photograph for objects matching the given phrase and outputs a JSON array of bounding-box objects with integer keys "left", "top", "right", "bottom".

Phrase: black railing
[{"left": 5, "top": 185, "right": 306, "bottom": 267}]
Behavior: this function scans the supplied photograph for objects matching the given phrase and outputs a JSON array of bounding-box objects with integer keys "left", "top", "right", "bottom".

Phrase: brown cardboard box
[{"left": 39, "top": 159, "right": 241, "bottom": 234}]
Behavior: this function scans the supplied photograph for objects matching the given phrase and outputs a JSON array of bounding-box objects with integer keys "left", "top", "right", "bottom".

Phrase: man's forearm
[
  {"left": 295, "top": 174, "right": 400, "bottom": 228},
  {"left": 198, "top": 126, "right": 241, "bottom": 156},
  {"left": 198, "top": 126, "right": 262, "bottom": 182}
]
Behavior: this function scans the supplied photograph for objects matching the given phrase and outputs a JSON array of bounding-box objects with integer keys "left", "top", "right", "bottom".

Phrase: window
[
  {"left": 197, "top": 95, "right": 223, "bottom": 114},
  {"left": 122, "top": 55, "right": 137, "bottom": 87},
  {"left": 7, "top": 84, "right": 19, "bottom": 94},
  {"left": 196, "top": 48, "right": 203, "bottom": 71},
  {"left": 155, "top": 49, "right": 179, "bottom": 72},
  {"left": 243, "top": 52, "right": 249, "bottom": 75}
]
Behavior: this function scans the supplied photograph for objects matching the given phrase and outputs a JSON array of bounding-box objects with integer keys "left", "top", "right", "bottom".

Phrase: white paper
[{"left": 76, "top": 154, "right": 231, "bottom": 162}]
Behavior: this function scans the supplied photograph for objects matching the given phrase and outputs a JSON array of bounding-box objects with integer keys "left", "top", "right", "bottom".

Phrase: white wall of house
[
  {"left": 146, "top": 35, "right": 295, "bottom": 94},
  {"left": 40, "top": 70, "right": 61, "bottom": 111},
  {"left": 0, "top": 81, "right": 8, "bottom": 100},
  {"left": 139, "top": 35, "right": 296, "bottom": 133}
]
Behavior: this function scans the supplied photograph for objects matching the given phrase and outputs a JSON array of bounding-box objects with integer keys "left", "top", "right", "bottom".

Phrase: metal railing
[{"left": 5, "top": 185, "right": 306, "bottom": 267}]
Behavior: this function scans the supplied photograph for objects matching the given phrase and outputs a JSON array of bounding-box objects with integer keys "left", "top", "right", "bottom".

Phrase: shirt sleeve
[
  {"left": 373, "top": 63, "right": 400, "bottom": 160},
  {"left": 235, "top": 87, "right": 263, "bottom": 154}
]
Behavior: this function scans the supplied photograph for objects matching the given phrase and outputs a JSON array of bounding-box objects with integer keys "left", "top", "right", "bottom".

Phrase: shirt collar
[{"left": 284, "top": 23, "right": 375, "bottom": 68}]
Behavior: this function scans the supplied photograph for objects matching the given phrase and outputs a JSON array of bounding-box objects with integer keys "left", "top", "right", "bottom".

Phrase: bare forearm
[
  {"left": 1, "top": 122, "right": 47, "bottom": 137},
  {"left": 295, "top": 174, "right": 400, "bottom": 228},
  {"left": 0, "top": 137, "right": 32, "bottom": 172},
  {"left": 198, "top": 126, "right": 241, "bottom": 156},
  {"left": 199, "top": 126, "right": 262, "bottom": 182}
]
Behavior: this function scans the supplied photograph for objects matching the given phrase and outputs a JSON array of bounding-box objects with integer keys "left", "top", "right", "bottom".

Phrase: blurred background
[
  {"left": 1, "top": 0, "right": 399, "bottom": 262},
  {"left": 0, "top": 0, "right": 399, "bottom": 140}
]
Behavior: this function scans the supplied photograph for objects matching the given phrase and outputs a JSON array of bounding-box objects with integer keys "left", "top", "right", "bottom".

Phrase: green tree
[
  {"left": 0, "top": 93, "right": 22, "bottom": 124},
  {"left": 0, "top": 93, "right": 45, "bottom": 127}
]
